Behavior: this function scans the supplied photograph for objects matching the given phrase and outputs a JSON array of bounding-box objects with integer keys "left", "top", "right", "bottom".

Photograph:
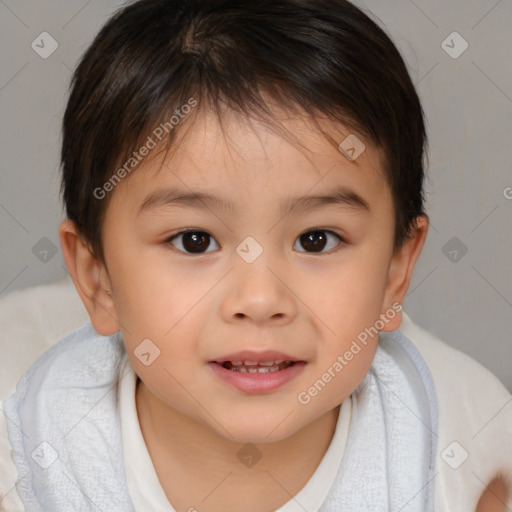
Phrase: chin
[
  {"left": 216, "top": 411, "right": 302, "bottom": 445},
  {"left": 228, "top": 429, "right": 293, "bottom": 446}
]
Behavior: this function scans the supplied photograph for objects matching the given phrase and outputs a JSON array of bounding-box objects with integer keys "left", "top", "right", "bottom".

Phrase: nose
[{"left": 219, "top": 261, "right": 298, "bottom": 327}]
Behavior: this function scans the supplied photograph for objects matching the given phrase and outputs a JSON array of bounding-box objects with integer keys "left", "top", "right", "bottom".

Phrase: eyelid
[
  {"left": 165, "top": 228, "right": 211, "bottom": 240},
  {"left": 294, "top": 229, "right": 346, "bottom": 254},
  {"left": 165, "top": 229, "right": 221, "bottom": 254},
  {"left": 298, "top": 228, "right": 346, "bottom": 241}
]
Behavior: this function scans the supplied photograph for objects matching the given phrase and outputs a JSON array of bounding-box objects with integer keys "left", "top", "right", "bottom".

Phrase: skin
[
  {"left": 60, "top": 110, "right": 506, "bottom": 511},
  {"left": 476, "top": 477, "right": 509, "bottom": 512}
]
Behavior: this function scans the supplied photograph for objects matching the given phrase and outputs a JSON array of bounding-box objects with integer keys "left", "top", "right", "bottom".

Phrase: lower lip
[{"left": 207, "top": 362, "right": 307, "bottom": 393}]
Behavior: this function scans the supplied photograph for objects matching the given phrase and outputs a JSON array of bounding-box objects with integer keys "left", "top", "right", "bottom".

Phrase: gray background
[{"left": 1, "top": 1, "right": 511, "bottom": 389}]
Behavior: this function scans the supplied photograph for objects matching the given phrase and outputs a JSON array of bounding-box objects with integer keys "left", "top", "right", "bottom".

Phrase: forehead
[{"left": 111, "top": 109, "right": 391, "bottom": 215}]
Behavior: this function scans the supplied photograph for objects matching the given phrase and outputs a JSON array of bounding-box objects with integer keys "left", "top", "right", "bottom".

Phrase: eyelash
[{"left": 164, "top": 229, "right": 346, "bottom": 255}]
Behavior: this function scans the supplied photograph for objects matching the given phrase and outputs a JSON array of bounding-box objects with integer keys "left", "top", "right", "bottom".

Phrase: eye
[
  {"left": 167, "top": 230, "right": 220, "bottom": 254},
  {"left": 293, "top": 230, "right": 344, "bottom": 253}
]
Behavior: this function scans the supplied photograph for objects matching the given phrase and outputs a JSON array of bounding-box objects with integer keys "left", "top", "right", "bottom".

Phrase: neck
[{"left": 135, "top": 378, "right": 341, "bottom": 511}]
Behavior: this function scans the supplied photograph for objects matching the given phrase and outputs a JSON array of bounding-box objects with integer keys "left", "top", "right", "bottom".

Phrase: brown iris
[
  {"left": 299, "top": 231, "right": 327, "bottom": 252},
  {"left": 181, "top": 232, "right": 211, "bottom": 253}
]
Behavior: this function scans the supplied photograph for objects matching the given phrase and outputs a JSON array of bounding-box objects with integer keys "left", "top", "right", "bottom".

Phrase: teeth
[
  {"left": 228, "top": 360, "right": 287, "bottom": 367},
  {"left": 232, "top": 365, "right": 282, "bottom": 373},
  {"left": 223, "top": 361, "right": 293, "bottom": 373}
]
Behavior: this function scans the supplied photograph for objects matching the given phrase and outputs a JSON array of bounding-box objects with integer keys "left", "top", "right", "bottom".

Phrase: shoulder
[
  {"left": 1, "top": 324, "right": 127, "bottom": 511},
  {"left": 0, "top": 277, "right": 88, "bottom": 512},
  {"left": 399, "top": 312, "right": 512, "bottom": 511}
]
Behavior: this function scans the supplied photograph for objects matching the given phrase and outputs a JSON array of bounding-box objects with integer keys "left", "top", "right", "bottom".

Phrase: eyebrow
[{"left": 139, "top": 185, "right": 371, "bottom": 217}]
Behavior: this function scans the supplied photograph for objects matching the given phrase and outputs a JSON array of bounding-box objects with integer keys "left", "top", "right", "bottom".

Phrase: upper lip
[{"left": 210, "top": 350, "right": 304, "bottom": 364}]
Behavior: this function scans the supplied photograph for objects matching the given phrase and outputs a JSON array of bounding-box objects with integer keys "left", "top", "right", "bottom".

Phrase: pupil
[
  {"left": 301, "top": 231, "right": 326, "bottom": 252},
  {"left": 183, "top": 232, "right": 210, "bottom": 253}
]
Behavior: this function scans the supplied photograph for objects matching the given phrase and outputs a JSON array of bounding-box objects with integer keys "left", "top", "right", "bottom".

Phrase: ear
[
  {"left": 380, "top": 215, "right": 429, "bottom": 332},
  {"left": 59, "top": 219, "right": 120, "bottom": 336}
]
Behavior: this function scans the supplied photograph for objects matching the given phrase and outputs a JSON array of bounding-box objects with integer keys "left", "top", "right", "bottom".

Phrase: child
[{"left": 1, "top": 0, "right": 511, "bottom": 510}]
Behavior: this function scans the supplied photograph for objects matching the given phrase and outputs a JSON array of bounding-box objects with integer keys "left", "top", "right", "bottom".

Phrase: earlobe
[
  {"left": 380, "top": 215, "right": 429, "bottom": 332},
  {"left": 59, "top": 219, "right": 120, "bottom": 336}
]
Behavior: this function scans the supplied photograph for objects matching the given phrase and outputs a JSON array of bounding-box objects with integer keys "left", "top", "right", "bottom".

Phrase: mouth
[{"left": 208, "top": 359, "right": 307, "bottom": 393}]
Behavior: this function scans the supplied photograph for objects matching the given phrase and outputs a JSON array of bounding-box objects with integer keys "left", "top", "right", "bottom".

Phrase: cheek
[
  {"left": 108, "top": 248, "right": 215, "bottom": 371},
  {"left": 122, "top": 308, "right": 208, "bottom": 409},
  {"left": 303, "top": 254, "right": 388, "bottom": 334},
  {"left": 107, "top": 242, "right": 209, "bottom": 331},
  {"left": 302, "top": 249, "right": 389, "bottom": 387}
]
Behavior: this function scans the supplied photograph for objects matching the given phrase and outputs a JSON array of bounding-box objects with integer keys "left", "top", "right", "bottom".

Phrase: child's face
[{"left": 89, "top": 111, "right": 415, "bottom": 443}]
